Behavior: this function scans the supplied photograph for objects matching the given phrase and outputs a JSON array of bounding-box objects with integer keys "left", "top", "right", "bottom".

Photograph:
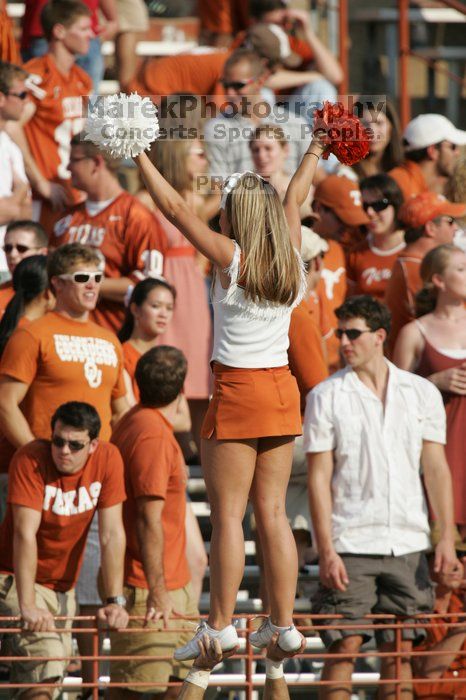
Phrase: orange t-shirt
[
  {"left": 288, "top": 300, "right": 328, "bottom": 413},
  {"left": 346, "top": 237, "right": 406, "bottom": 301},
  {"left": 23, "top": 55, "right": 92, "bottom": 194},
  {"left": 50, "top": 193, "right": 169, "bottom": 333},
  {"left": 0, "top": 440, "right": 126, "bottom": 592},
  {"left": 0, "top": 282, "right": 14, "bottom": 316},
  {"left": 317, "top": 240, "right": 347, "bottom": 373},
  {"left": 388, "top": 160, "right": 428, "bottom": 202},
  {"left": 384, "top": 251, "right": 422, "bottom": 356},
  {"left": 0, "top": 311, "right": 126, "bottom": 451},
  {"left": 413, "top": 593, "right": 466, "bottom": 698},
  {"left": 198, "top": 0, "right": 249, "bottom": 35},
  {"left": 111, "top": 405, "right": 190, "bottom": 592},
  {"left": 129, "top": 51, "right": 228, "bottom": 100},
  {"left": 122, "top": 341, "right": 141, "bottom": 402}
]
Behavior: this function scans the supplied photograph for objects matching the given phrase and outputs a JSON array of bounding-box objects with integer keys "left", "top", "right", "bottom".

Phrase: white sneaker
[
  {"left": 174, "top": 620, "right": 239, "bottom": 661},
  {"left": 249, "top": 617, "right": 303, "bottom": 652}
]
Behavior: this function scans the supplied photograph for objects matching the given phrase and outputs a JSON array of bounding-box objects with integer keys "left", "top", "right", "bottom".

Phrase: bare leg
[
  {"left": 21, "top": 687, "right": 54, "bottom": 700},
  {"left": 378, "top": 640, "right": 413, "bottom": 700},
  {"left": 249, "top": 436, "right": 297, "bottom": 627},
  {"left": 254, "top": 527, "right": 270, "bottom": 614},
  {"left": 184, "top": 500, "right": 208, "bottom": 603},
  {"left": 188, "top": 399, "right": 209, "bottom": 456},
  {"left": 319, "top": 636, "right": 364, "bottom": 700},
  {"left": 201, "top": 437, "right": 257, "bottom": 630}
]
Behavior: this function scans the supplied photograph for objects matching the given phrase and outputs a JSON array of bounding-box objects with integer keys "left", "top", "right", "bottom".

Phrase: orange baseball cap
[
  {"left": 313, "top": 175, "right": 370, "bottom": 227},
  {"left": 399, "top": 191, "right": 466, "bottom": 229}
]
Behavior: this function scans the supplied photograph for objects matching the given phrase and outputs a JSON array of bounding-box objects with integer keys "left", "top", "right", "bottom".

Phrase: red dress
[{"left": 416, "top": 330, "right": 466, "bottom": 525}]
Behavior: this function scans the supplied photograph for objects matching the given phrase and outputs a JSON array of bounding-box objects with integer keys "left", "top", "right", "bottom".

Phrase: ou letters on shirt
[{"left": 53, "top": 334, "right": 118, "bottom": 388}]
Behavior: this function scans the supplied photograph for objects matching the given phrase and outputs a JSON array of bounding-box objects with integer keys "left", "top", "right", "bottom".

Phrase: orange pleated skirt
[{"left": 201, "top": 363, "right": 302, "bottom": 440}]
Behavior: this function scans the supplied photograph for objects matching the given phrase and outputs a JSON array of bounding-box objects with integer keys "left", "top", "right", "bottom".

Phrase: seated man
[
  {"left": 305, "top": 295, "right": 458, "bottom": 699},
  {"left": 0, "top": 401, "right": 128, "bottom": 697},
  {"left": 111, "top": 346, "right": 198, "bottom": 698},
  {"left": 413, "top": 547, "right": 466, "bottom": 699}
]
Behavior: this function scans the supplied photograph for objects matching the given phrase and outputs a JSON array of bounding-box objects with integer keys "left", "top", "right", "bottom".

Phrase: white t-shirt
[
  {"left": 303, "top": 360, "right": 446, "bottom": 556},
  {"left": 211, "top": 241, "right": 305, "bottom": 368},
  {"left": 0, "top": 131, "right": 28, "bottom": 274}
]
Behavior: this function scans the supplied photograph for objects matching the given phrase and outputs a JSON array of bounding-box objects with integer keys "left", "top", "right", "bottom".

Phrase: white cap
[
  {"left": 403, "top": 114, "right": 466, "bottom": 151},
  {"left": 301, "top": 226, "right": 329, "bottom": 261}
]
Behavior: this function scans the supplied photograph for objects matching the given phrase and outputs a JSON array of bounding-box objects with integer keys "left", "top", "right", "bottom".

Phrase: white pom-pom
[{"left": 84, "top": 92, "right": 159, "bottom": 159}]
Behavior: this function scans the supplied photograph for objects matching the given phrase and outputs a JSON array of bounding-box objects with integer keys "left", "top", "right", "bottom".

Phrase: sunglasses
[
  {"left": 52, "top": 435, "right": 90, "bottom": 452},
  {"left": 221, "top": 78, "right": 254, "bottom": 91},
  {"left": 335, "top": 328, "right": 374, "bottom": 341},
  {"left": 3, "top": 243, "right": 39, "bottom": 254},
  {"left": 362, "top": 198, "right": 390, "bottom": 213},
  {"left": 58, "top": 271, "right": 103, "bottom": 284},
  {"left": 8, "top": 90, "right": 28, "bottom": 100}
]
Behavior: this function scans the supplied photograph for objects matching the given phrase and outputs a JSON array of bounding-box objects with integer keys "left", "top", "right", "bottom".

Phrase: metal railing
[
  {"left": 398, "top": 0, "right": 466, "bottom": 127},
  {"left": 1, "top": 612, "right": 466, "bottom": 699}
]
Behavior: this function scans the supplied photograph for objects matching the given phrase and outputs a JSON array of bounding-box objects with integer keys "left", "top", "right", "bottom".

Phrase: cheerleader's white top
[{"left": 211, "top": 241, "right": 306, "bottom": 369}]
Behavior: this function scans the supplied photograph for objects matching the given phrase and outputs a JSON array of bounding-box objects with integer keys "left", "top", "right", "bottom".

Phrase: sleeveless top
[{"left": 211, "top": 241, "right": 306, "bottom": 368}]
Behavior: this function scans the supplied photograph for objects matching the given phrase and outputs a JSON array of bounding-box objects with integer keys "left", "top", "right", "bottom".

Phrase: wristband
[
  {"left": 265, "top": 658, "right": 284, "bottom": 680},
  {"left": 185, "top": 668, "right": 211, "bottom": 689},
  {"left": 304, "top": 151, "right": 320, "bottom": 160}
]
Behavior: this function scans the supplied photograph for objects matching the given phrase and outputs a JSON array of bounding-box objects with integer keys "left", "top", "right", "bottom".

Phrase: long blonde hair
[
  {"left": 150, "top": 139, "right": 192, "bottom": 193},
  {"left": 224, "top": 173, "right": 302, "bottom": 305},
  {"left": 415, "top": 244, "right": 463, "bottom": 316}
]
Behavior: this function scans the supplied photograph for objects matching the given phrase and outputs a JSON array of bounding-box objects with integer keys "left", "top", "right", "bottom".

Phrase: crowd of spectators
[{"left": 0, "top": 0, "right": 465, "bottom": 697}]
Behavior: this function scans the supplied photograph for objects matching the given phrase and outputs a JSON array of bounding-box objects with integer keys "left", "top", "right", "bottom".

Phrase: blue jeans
[{"left": 22, "top": 37, "right": 104, "bottom": 92}]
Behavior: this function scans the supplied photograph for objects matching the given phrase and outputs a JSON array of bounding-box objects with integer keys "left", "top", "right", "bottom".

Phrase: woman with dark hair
[
  {"left": 346, "top": 174, "right": 406, "bottom": 300},
  {"left": 118, "top": 277, "right": 177, "bottom": 403},
  {"left": 0, "top": 255, "right": 54, "bottom": 358},
  {"left": 394, "top": 244, "right": 466, "bottom": 534}
]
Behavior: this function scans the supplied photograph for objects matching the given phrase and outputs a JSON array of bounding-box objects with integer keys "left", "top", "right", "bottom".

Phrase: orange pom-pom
[{"left": 313, "top": 101, "right": 370, "bottom": 166}]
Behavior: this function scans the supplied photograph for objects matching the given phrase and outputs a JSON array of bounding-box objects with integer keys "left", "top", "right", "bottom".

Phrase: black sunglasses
[
  {"left": 52, "top": 435, "right": 90, "bottom": 452},
  {"left": 8, "top": 91, "right": 28, "bottom": 100},
  {"left": 3, "top": 243, "right": 38, "bottom": 254},
  {"left": 335, "top": 328, "right": 374, "bottom": 341},
  {"left": 362, "top": 198, "right": 391, "bottom": 213},
  {"left": 221, "top": 79, "right": 253, "bottom": 91}
]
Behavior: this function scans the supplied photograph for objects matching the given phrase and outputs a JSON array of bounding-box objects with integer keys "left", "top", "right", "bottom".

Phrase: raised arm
[
  {"left": 135, "top": 152, "right": 235, "bottom": 269},
  {"left": 283, "top": 138, "right": 324, "bottom": 249}
]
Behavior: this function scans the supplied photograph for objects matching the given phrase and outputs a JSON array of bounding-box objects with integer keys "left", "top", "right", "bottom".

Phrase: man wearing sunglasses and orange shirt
[
  {"left": 0, "top": 242, "right": 129, "bottom": 474},
  {"left": 0, "top": 401, "right": 128, "bottom": 697}
]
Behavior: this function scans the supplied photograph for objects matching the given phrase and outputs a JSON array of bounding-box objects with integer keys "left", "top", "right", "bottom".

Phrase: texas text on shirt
[
  {"left": 23, "top": 54, "right": 92, "bottom": 218},
  {"left": 0, "top": 439, "right": 126, "bottom": 591},
  {"left": 0, "top": 311, "right": 126, "bottom": 445},
  {"left": 51, "top": 192, "right": 169, "bottom": 332},
  {"left": 303, "top": 360, "right": 446, "bottom": 554}
]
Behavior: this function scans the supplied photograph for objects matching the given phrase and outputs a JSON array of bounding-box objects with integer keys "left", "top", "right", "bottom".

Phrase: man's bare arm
[
  {"left": 97, "top": 503, "right": 129, "bottom": 629},
  {"left": 0, "top": 377, "right": 35, "bottom": 447},
  {"left": 12, "top": 505, "right": 55, "bottom": 631}
]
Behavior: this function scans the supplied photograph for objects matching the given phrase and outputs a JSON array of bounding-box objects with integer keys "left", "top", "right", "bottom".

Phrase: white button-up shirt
[{"left": 303, "top": 360, "right": 446, "bottom": 556}]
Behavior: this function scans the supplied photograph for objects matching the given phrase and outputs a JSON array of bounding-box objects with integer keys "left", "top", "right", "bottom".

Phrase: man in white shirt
[
  {"left": 304, "top": 294, "right": 459, "bottom": 700},
  {"left": 0, "top": 61, "right": 32, "bottom": 278}
]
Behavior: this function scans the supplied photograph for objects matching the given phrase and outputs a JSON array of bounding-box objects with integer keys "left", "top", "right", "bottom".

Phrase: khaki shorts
[
  {"left": 0, "top": 574, "right": 76, "bottom": 697},
  {"left": 116, "top": 0, "right": 149, "bottom": 33},
  {"left": 312, "top": 551, "right": 434, "bottom": 648},
  {"left": 110, "top": 582, "right": 198, "bottom": 692}
]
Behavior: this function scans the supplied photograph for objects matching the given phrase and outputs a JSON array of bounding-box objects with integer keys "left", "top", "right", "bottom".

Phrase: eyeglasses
[
  {"left": 8, "top": 91, "right": 28, "bottom": 100},
  {"left": 52, "top": 435, "right": 90, "bottom": 452},
  {"left": 335, "top": 328, "right": 374, "bottom": 341},
  {"left": 362, "top": 198, "right": 390, "bottom": 213},
  {"left": 3, "top": 243, "right": 40, "bottom": 254},
  {"left": 58, "top": 271, "right": 103, "bottom": 284},
  {"left": 221, "top": 78, "right": 255, "bottom": 91}
]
